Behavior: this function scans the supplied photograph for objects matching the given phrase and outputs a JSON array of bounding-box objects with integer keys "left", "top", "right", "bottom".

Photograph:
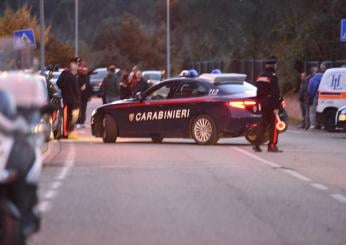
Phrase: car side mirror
[{"left": 135, "top": 92, "right": 144, "bottom": 101}]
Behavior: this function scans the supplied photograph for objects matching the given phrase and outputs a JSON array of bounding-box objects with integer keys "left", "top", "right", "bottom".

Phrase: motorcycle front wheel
[{"left": 0, "top": 211, "right": 25, "bottom": 245}]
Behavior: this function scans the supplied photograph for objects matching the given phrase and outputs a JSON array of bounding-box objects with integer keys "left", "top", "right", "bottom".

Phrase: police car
[{"left": 91, "top": 72, "right": 261, "bottom": 145}]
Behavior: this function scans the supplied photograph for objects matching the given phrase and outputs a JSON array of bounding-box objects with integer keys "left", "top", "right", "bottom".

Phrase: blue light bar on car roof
[{"left": 199, "top": 73, "right": 247, "bottom": 84}]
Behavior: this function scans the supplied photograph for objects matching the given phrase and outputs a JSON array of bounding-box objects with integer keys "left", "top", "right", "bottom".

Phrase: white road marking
[
  {"left": 331, "top": 194, "right": 346, "bottom": 204},
  {"left": 232, "top": 146, "right": 346, "bottom": 205},
  {"left": 50, "top": 181, "right": 62, "bottom": 190},
  {"left": 282, "top": 169, "right": 311, "bottom": 182},
  {"left": 232, "top": 147, "right": 281, "bottom": 168},
  {"left": 39, "top": 144, "right": 75, "bottom": 213},
  {"left": 38, "top": 201, "right": 52, "bottom": 213},
  {"left": 43, "top": 189, "right": 57, "bottom": 200},
  {"left": 311, "top": 183, "right": 329, "bottom": 191}
]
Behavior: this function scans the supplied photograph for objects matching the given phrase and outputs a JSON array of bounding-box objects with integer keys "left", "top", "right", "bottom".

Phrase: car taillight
[{"left": 228, "top": 100, "right": 256, "bottom": 109}]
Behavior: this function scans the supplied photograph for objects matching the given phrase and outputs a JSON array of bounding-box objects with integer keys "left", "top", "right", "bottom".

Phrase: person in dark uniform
[
  {"left": 77, "top": 64, "right": 92, "bottom": 126},
  {"left": 253, "top": 56, "right": 282, "bottom": 153},
  {"left": 56, "top": 58, "right": 81, "bottom": 139},
  {"left": 133, "top": 70, "right": 149, "bottom": 96}
]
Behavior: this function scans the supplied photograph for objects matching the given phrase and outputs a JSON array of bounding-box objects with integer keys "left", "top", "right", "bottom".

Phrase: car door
[
  {"left": 162, "top": 80, "right": 211, "bottom": 137},
  {"left": 121, "top": 81, "right": 179, "bottom": 137}
]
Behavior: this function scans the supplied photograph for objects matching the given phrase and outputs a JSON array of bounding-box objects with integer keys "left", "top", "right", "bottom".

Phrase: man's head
[
  {"left": 264, "top": 56, "right": 278, "bottom": 70},
  {"left": 320, "top": 63, "right": 327, "bottom": 73},
  {"left": 136, "top": 70, "right": 142, "bottom": 80},
  {"left": 310, "top": 66, "right": 318, "bottom": 75},
  {"left": 300, "top": 72, "right": 307, "bottom": 80},
  {"left": 108, "top": 65, "right": 116, "bottom": 75},
  {"left": 69, "top": 58, "right": 79, "bottom": 75},
  {"left": 132, "top": 65, "right": 139, "bottom": 73}
]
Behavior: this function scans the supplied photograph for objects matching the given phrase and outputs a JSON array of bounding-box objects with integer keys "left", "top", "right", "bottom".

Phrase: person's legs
[
  {"left": 254, "top": 110, "right": 271, "bottom": 148},
  {"left": 69, "top": 109, "right": 80, "bottom": 132},
  {"left": 309, "top": 103, "right": 317, "bottom": 128},
  {"left": 77, "top": 98, "right": 87, "bottom": 125},
  {"left": 62, "top": 104, "right": 71, "bottom": 138},
  {"left": 268, "top": 112, "right": 278, "bottom": 149},
  {"left": 300, "top": 101, "right": 306, "bottom": 128},
  {"left": 304, "top": 102, "right": 310, "bottom": 130}
]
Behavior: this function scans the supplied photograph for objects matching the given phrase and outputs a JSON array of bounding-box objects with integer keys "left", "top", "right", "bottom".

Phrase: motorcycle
[
  {"left": 0, "top": 72, "right": 50, "bottom": 245},
  {"left": 245, "top": 97, "right": 288, "bottom": 144},
  {"left": 45, "top": 64, "right": 63, "bottom": 140}
]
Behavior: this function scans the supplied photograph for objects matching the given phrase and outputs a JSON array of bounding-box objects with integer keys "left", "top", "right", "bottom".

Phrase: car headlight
[{"left": 338, "top": 114, "right": 346, "bottom": 122}]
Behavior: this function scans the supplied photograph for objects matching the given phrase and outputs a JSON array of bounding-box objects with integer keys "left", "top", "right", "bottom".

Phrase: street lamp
[
  {"left": 75, "top": 0, "right": 79, "bottom": 57},
  {"left": 39, "top": 0, "right": 45, "bottom": 74},
  {"left": 166, "top": 0, "right": 171, "bottom": 78}
]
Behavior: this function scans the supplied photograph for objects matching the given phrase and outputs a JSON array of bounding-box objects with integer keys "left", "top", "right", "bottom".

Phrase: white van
[{"left": 316, "top": 68, "right": 346, "bottom": 131}]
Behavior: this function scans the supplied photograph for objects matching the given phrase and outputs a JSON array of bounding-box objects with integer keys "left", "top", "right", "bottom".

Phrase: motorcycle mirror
[{"left": 135, "top": 92, "right": 143, "bottom": 101}]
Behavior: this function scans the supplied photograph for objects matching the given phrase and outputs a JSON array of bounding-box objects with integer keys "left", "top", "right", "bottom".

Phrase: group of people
[
  {"left": 299, "top": 63, "right": 327, "bottom": 130},
  {"left": 56, "top": 57, "right": 151, "bottom": 139},
  {"left": 101, "top": 65, "right": 149, "bottom": 103}
]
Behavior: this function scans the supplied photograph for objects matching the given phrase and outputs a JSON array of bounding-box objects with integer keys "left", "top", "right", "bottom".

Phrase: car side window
[
  {"left": 174, "top": 81, "right": 209, "bottom": 98},
  {"left": 145, "top": 83, "right": 176, "bottom": 100}
]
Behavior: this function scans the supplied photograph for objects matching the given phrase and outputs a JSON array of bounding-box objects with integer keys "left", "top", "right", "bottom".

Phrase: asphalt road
[{"left": 31, "top": 98, "right": 346, "bottom": 245}]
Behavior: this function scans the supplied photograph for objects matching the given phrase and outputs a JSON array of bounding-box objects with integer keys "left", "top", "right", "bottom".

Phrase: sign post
[{"left": 341, "top": 19, "right": 346, "bottom": 42}]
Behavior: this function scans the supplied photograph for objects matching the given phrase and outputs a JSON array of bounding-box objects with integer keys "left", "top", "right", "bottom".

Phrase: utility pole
[
  {"left": 39, "top": 0, "right": 45, "bottom": 74},
  {"left": 166, "top": 0, "right": 171, "bottom": 78},
  {"left": 75, "top": 0, "right": 79, "bottom": 57}
]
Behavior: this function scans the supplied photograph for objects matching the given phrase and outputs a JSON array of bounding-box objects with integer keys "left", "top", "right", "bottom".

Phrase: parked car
[
  {"left": 316, "top": 67, "right": 346, "bottom": 131},
  {"left": 143, "top": 70, "right": 163, "bottom": 87}
]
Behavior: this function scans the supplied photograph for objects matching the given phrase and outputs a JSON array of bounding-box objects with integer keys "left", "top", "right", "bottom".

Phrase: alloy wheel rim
[{"left": 194, "top": 118, "right": 212, "bottom": 143}]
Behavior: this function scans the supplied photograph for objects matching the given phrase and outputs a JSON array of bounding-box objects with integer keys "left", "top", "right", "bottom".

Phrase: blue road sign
[
  {"left": 13, "top": 29, "right": 37, "bottom": 49},
  {"left": 341, "top": 19, "right": 346, "bottom": 42}
]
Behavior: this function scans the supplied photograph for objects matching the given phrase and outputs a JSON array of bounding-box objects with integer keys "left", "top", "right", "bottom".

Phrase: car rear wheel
[
  {"left": 324, "top": 110, "right": 336, "bottom": 132},
  {"left": 245, "top": 127, "right": 269, "bottom": 145},
  {"left": 191, "top": 115, "right": 219, "bottom": 145},
  {"left": 102, "top": 114, "right": 118, "bottom": 143}
]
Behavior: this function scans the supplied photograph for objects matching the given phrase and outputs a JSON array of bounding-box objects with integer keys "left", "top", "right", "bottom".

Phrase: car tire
[
  {"left": 191, "top": 115, "right": 219, "bottom": 145},
  {"left": 245, "top": 127, "right": 269, "bottom": 145},
  {"left": 102, "top": 114, "right": 118, "bottom": 143},
  {"left": 324, "top": 110, "right": 336, "bottom": 132},
  {"left": 53, "top": 109, "right": 63, "bottom": 139},
  {"left": 151, "top": 136, "right": 163, "bottom": 143}
]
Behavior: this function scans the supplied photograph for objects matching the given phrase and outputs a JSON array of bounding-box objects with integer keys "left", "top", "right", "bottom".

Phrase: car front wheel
[
  {"left": 102, "top": 114, "right": 118, "bottom": 143},
  {"left": 191, "top": 115, "right": 219, "bottom": 145}
]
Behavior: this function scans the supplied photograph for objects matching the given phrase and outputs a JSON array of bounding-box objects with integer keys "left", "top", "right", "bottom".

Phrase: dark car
[{"left": 91, "top": 73, "right": 267, "bottom": 145}]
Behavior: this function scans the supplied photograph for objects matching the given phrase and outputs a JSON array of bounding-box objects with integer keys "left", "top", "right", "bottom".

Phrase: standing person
[
  {"left": 56, "top": 58, "right": 81, "bottom": 139},
  {"left": 298, "top": 72, "right": 308, "bottom": 128},
  {"left": 77, "top": 64, "right": 92, "bottom": 127},
  {"left": 129, "top": 65, "right": 139, "bottom": 96},
  {"left": 307, "top": 63, "right": 327, "bottom": 130},
  {"left": 100, "top": 65, "right": 120, "bottom": 104},
  {"left": 133, "top": 70, "right": 149, "bottom": 96},
  {"left": 303, "top": 66, "right": 318, "bottom": 129},
  {"left": 253, "top": 56, "right": 282, "bottom": 153},
  {"left": 119, "top": 69, "right": 131, "bottom": 99}
]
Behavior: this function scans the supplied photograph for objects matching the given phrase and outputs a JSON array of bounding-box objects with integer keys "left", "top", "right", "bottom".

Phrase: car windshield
[
  {"left": 144, "top": 73, "right": 161, "bottom": 81},
  {"left": 91, "top": 69, "right": 107, "bottom": 80},
  {"left": 216, "top": 82, "right": 256, "bottom": 95}
]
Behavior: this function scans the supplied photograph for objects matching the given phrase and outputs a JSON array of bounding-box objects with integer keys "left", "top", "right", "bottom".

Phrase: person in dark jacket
[
  {"left": 133, "top": 70, "right": 149, "bottom": 96},
  {"left": 119, "top": 69, "right": 131, "bottom": 99},
  {"left": 56, "top": 58, "right": 81, "bottom": 139},
  {"left": 298, "top": 72, "right": 308, "bottom": 128},
  {"left": 101, "top": 65, "right": 120, "bottom": 104},
  {"left": 307, "top": 63, "right": 327, "bottom": 129},
  {"left": 77, "top": 64, "right": 92, "bottom": 126},
  {"left": 253, "top": 56, "right": 282, "bottom": 153}
]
